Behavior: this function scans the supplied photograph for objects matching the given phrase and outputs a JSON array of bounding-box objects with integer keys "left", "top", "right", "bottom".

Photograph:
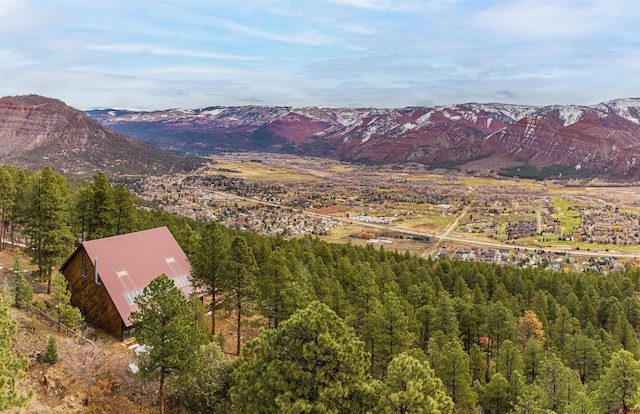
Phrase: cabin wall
[{"left": 61, "top": 248, "right": 123, "bottom": 340}]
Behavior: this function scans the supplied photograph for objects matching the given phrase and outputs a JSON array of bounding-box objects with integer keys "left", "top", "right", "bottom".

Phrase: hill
[
  {"left": 0, "top": 95, "right": 203, "bottom": 176},
  {"left": 88, "top": 98, "right": 640, "bottom": 180}
]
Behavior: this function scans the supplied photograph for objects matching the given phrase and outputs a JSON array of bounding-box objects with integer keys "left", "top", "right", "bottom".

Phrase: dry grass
[{"left": 207, "top": 161, "right": 318, "bottom": 181}]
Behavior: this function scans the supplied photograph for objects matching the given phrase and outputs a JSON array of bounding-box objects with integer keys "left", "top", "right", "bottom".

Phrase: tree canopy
[
  {"left": 231, "top": 301, "right": 371, "bottom": 413},
  {"left": 130, "top": 274, "right": 206, "bottom": 414}
]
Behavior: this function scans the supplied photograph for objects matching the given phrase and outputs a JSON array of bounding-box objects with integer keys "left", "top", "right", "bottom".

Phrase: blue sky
[{"left": 0, "top": 0, "right": 638, "bottom": 109}]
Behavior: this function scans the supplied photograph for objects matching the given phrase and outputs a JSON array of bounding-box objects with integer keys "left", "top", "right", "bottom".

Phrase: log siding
[{"left": 62, "top": 246, "right": 124, "bottom": 340}]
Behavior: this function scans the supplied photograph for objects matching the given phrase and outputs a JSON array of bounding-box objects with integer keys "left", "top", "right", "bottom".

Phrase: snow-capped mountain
[{"left": 87, "top": 98, "right": 640, "bottom": 180}]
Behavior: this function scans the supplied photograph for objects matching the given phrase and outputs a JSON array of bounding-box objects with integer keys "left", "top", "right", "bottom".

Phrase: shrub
[{"left": 180, "top": 342, "right": 233, "bottom": 414}]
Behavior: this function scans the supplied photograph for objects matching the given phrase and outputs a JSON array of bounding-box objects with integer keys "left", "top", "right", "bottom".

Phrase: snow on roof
[{"left": 79, "top": 227, "right": 192, "bottom": 327}]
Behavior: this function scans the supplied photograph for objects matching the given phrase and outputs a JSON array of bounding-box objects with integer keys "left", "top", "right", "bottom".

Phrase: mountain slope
[
  {"left": 89, "top": 98, "right": 640, "bottom": 179},
  {"left": 0, "top": 95, "right": 202, "bottom": 175}
]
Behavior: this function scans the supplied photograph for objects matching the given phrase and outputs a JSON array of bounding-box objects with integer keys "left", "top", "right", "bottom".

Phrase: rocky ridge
[{"left": 0, "top": 95, "right": 202, "bottom": 176}]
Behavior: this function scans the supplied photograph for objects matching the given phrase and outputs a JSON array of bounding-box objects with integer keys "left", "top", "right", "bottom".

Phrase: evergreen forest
[{"left": 1, "top": 165, "right": 640, "bottom": 413}]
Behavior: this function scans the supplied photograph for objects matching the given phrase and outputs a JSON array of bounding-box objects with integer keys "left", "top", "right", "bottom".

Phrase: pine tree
[
  {"left": 486, "top": 301, "right": 517, "bottom": 355},
  {"left": 469, "top": 343, "right": 488, "bottom": 385},
  {"left": 130, "top": 274, "right": 206, "bottom": 414},
  {"left": 231, "top": 301, "right": 371, "bottom": 413},
  {"left": 190, "top": 295, "right": 212, "bottom": 342},
  {"left": 416, "top": 304, "right": 435, "bottom": 348},
  {"left": 363, "top": 297, "right": 385, "bottom": 377},
  {"left": 0, "top": 167, "right": 16, "bottom": 250},
  {"left": 363, "top": 291, "right": 414, "bottom": 378},
  {"left": 578, "top": 293, "right": 597, "bottom": 328},
  {"left": 7, "top": 167, "right": 28, "bottom": 248},
  {"left": 496, "top": 339, "right": 523, "bottom": 382},
  {"left": 50, "top": 271, "right": 83, "bottom": 331},
  {"left": 345, "top": 262, "right": 379, "bottom": 335},
  {"left": 257, "top": 247, "right": 308, "bottom": 329},
  {"left": 376, "top": 353, "right": 454, "bottom": 413},
  {"left": 522, "top": 338, "right": 544, "bottom": 383},
  {"left": 431, "top": 338, "right": 476, "bottom": 412},
  {"left": 87, "top": 172, "right": 115, "bottom": 239},
  {"left": 71, "top": 186, "right": 93, "bottom": 242},
  {"left": 536, "top": 353, "right": 583, "bottom": 413},
  {"left": 433, "top": 293, "right": 459, "bottom": 338},
  {"left": 507, "top": 370, "right": 526, "bottom": 411},
  {"left": 481, "top": 373, "right": 510, "bottom": 414},
  {"left": 453, "top": 297, "right": 474, "bottom": 351},
  {"left": 0, "top": 283, "right": 32, "bottom": 410},
  {"left": 180, "top": 342, "right": 233, "bottom": 414},
  {"left": 549, "top": 306, "right": 581, "bottom": 351},
  {"left": 593, "top": 350, "right": 640, "bottom": 412},
  {"left": 223, "top": 236, "right": 258, "bottom": 355},
  {"left": 112, "top": 183, "right": 137, "bottom": 235},
  {"left": 44, "top": 335, "right": 58, "bottom": 364},
  {"left": 189, "top": 222, "right": 229, "bottom": 335},
  {"left": 564, "top": 334, "right": 602, "bottom": 384},
  {"left": 512, "top": 383, "right": 546, "bottom": 414},
  {"left": 23, "top": 167, "right": 73, "bottom": 293},
  {"left": 613, "top": 309, "right": 639, "bottom": 356},
  {"left": 12, "top": 255, "right": 33, "bottom": 309}
]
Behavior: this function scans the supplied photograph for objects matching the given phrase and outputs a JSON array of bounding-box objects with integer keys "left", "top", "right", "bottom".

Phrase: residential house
[{"left": 60, "top": 227, "right": 193, "bottom": 341}]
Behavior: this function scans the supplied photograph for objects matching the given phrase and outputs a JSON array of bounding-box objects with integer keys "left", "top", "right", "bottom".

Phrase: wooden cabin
[{"left": 60, "top": 227, "right": 193, "bottom": 341}]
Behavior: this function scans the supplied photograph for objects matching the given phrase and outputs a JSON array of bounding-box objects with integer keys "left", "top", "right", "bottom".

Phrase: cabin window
[
  {"left": 81, "top": 251, "right": 87, "bottom": 277},
  {"left": 94, "top": 258, "right": 101, "bottom": 286}
]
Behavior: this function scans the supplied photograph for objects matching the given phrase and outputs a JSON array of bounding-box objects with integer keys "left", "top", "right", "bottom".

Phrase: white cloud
[
  {"left": 471, "top": 0, "right": 630, "bottom": 39},
  {"left": 1, "top": 0, "right": 636, "bottom": 108},
  {"left": 0, "top": 48, "right": 36, "bottom": 66},
  {"left": 143, "top": 65, "right": 291, "bottom": 83},
  {"left": 327, "top": 0, "right": 436, "bottom": 12},
  {"left": 342, "top": 23, "right": 377, "bottom": 35},
  {"left": 208, "top": 17, "right": 336, "bottom": 46},
  {"left": 84, "top": 44, "right": 260, "bottom": 61}
]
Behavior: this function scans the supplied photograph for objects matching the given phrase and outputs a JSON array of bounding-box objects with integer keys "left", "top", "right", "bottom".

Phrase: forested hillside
[{"left": 2, "top": 165, "right": 640, "bottom": 413}]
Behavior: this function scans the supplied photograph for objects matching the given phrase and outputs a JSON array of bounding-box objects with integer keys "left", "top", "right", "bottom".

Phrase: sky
[{"left": 0, "top": 0, "right": 638, "bottom": 110}]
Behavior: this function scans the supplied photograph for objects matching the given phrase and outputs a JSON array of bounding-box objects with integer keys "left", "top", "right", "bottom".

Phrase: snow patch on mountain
[
  {"left": 462, "top": 111, "right": 478, "bottom": 123},
  {"left": 201, "top": 108, "right": 225, "bottom": 117},
  {"left": 558, "top": 106, "right": 584, "bottom": 126},
  {"left": 401, "top": 111, "right": 434, "bottom": 132},
  {"left": 442, "top": 110, "right": 461, "bottom": 121},
  {"left": 361, "top": 125, "right": 377, "bottom": 143},
  {"left": 597, "top": 98, "right": 640, "bottom": 125},
  {"left": 335, "top": 109, "right": 367, "bottom": 127},
  {"left": 467, "top": 103, "right": 539, "bottom": 123}
]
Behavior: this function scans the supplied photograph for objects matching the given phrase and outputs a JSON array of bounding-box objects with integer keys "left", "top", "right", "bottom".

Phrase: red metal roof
[{"left": 81, "top": 226, "right": 192, "bottom": 327}]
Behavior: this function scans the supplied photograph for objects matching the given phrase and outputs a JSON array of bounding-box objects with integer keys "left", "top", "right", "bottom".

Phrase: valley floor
[{"left": 134, "top": 153, "right": 640, "bottom": 272}]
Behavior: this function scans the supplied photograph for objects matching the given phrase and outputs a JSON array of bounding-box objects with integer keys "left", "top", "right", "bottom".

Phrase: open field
[
  {"left": 554, "top": 197, "right": 581, "bottom": 235},
  {"left": 207, "top": 160, "right": 319, "bottom": 181}
]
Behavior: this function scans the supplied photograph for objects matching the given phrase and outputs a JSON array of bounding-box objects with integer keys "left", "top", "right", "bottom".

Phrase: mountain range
[
  {"left": 88, "top": 98, "right": 640, "bottom": 180},
  {"left": 1, "top": 94, "right": 639, "bottom": 180},
  {"left": 0, "top": 95, "right": 202, "bottom": 176}
]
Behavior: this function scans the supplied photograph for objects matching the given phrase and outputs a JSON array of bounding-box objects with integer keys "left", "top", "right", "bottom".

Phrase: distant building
[{"left": 60, "top": 227, "right": 193, "bottom": 341}]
